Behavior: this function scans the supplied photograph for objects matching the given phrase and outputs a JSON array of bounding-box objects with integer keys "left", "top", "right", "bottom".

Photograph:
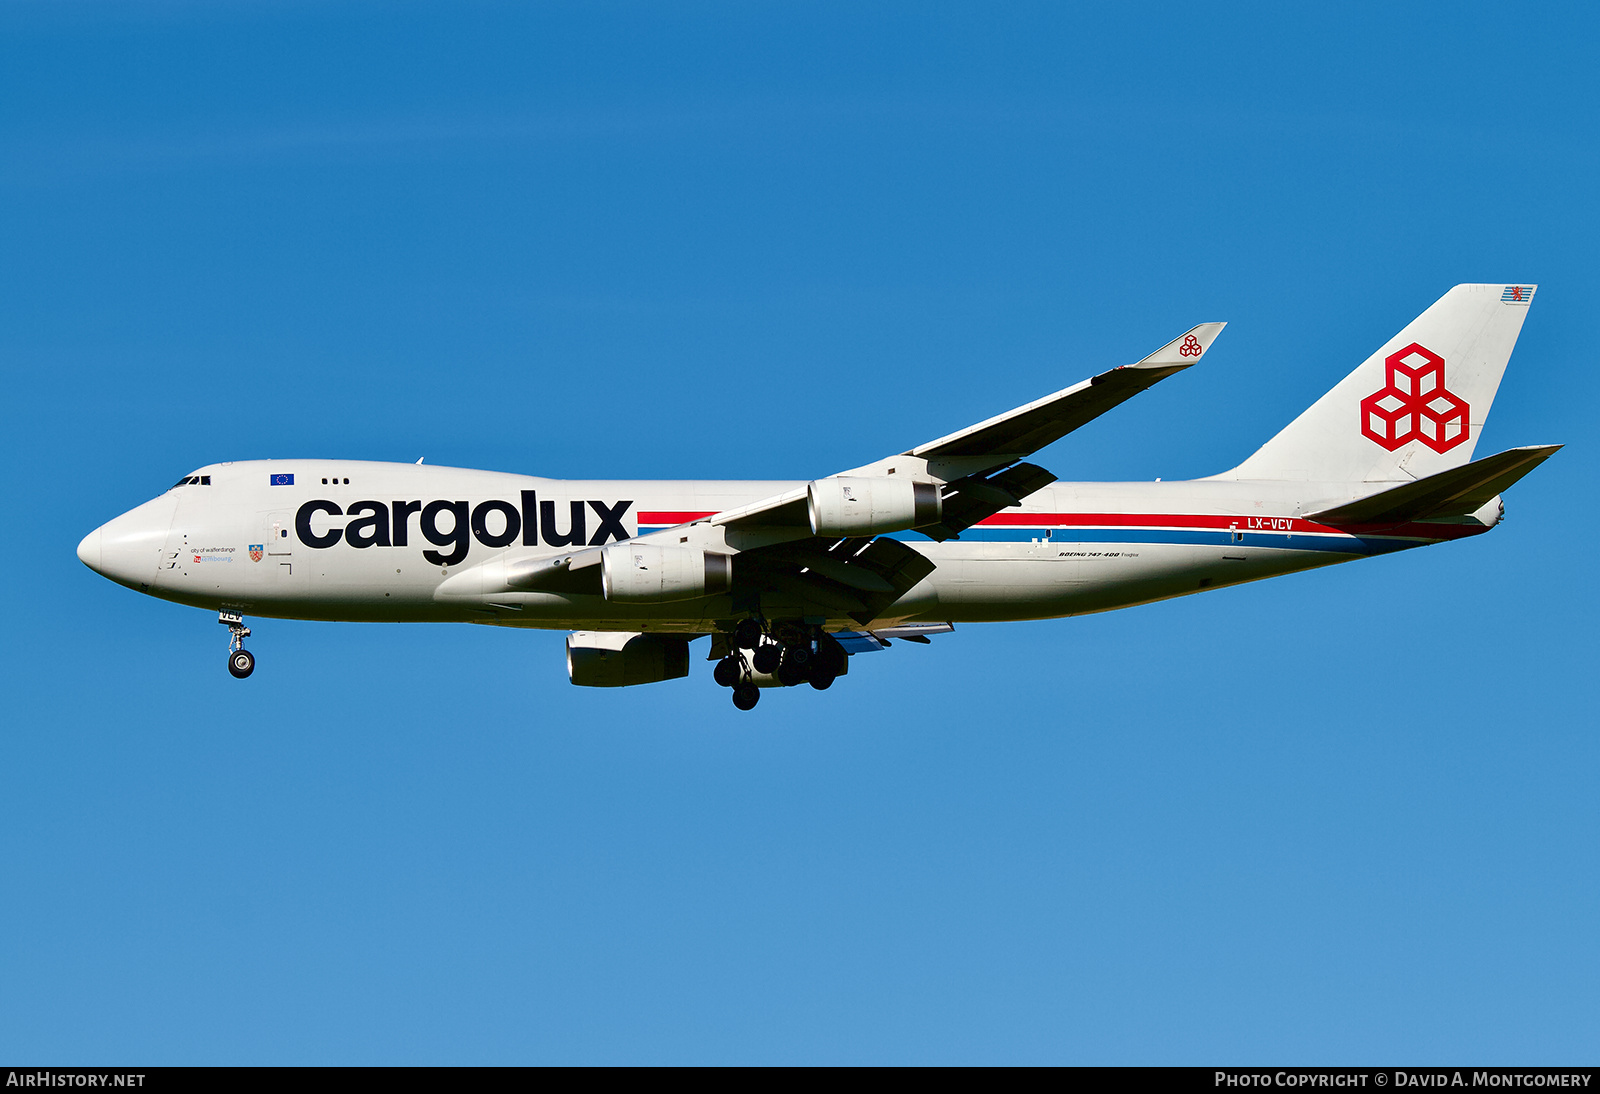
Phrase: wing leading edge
[
  {"left": 711, "top": 321, "right": 1226, "bottom": 538},
  {"left": 908, "top": 322, "right": 1226, "bottom": 477}
]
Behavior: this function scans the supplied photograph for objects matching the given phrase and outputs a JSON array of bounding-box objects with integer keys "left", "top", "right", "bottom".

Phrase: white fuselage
[{"left": 79, "top": 459, "right": 1493, "bottom": 633}]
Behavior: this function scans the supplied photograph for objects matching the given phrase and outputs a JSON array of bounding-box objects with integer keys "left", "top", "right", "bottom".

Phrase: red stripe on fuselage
[
  {"left": 979, "top": 512, "right": 1481, "bottom": 540},
  {"left": 637, "top": 512, "right": 715, "bottom": 525},
  {"left": 637, "top": 510, "right": 1481, "bottom": 541}
]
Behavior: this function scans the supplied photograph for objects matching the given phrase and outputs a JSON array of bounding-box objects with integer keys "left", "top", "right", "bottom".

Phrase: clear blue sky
[{"left": 2, "top": 1, "right": 1595, "bottom": 1064}]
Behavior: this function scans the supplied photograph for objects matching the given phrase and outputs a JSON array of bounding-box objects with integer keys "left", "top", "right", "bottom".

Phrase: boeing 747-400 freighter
[{"left": 78, "top": 284, "right": 1558, "bottom": 709}]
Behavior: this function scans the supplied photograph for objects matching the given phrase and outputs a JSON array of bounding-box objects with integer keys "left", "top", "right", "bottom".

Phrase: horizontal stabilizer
[{"left": 1305, "top": 444, "right": 1561, "bottom": 525}]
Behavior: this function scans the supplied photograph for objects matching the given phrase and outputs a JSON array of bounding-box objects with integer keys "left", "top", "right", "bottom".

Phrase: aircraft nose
[
  {"left": 80, "top": 493, "right": 179, "bottom": 588},
  {"left": 76, "top": 528, "right": 102, "bottom": 570}
]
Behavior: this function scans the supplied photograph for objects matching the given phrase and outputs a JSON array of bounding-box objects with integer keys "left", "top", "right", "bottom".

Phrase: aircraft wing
[
  {"left": 710, "top": 321, "right": 1225, "bottom": 540},
  {"left": 681, "top": 322, "right": 1222, "bottom": 619},
  {"left": 907, "top": 322, "right": 1226, "bottom": 476}
]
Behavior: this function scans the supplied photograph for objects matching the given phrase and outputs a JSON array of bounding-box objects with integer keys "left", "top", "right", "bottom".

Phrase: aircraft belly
[
  {"left": 924, "top": 540, "right": 1354, "bottom": 622},
  {"left": 927, "top": 542, "right": 1082, "bottom": 605}
]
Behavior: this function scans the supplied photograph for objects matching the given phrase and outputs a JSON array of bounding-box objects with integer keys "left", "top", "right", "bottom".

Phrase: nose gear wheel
[{"left": 220, "top": 611, "right": 254, "bottom": 679}]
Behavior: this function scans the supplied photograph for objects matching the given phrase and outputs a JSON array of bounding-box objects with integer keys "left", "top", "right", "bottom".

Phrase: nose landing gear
[{"left": 220, "top": 611, "right": 254, "bottom": 679}]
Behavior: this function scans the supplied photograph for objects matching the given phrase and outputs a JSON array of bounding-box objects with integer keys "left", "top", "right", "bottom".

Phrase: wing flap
[
  {"left": 833, "top": 622, "right": 955, "bottom": 652},
  {"left": 733, "top": 534, "right": 938, "bottom": 624},
  {"left": 923, "top": 462, "right": 1059, "bottom": 541}
]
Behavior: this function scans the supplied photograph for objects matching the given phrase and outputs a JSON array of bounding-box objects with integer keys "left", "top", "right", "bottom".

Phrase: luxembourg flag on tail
[{"left": 1502, "top": 286, "right": 1534, "bottom": 304}]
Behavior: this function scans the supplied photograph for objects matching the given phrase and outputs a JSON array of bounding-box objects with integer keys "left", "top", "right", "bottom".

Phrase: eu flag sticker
[{"left": 270, "top": 473, "right": 295, "bottom": 486}]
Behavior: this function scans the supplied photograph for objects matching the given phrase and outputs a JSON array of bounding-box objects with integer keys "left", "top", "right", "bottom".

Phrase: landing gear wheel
[
  {"left": 732, "top": 683, "right": 760, "bottom": 711},
  {"left": 808, "top": 671, "right": 836, "bottom": 690},
  {"left": 752, "top": 643, "right": 781, "bottom": 674},
  {"left": 220, "top": 612, "right": 254, "bottom": 678},
  {"left": 713, "top": 656, "right": 742, "bottom": 688},
  {"left": 734, "top": 618, "right": 763, "bottom": 650},
  {"left": 775, "top": 660, "right": 808, "bottom": 688},
  {"left": 786, "top": 643, "right": 811, "bottom": 668}
]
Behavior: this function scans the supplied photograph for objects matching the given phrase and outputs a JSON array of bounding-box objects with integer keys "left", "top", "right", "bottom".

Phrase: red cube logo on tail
[{"left": 1359, "top": 343, "right": 1470, "bottom": 453}]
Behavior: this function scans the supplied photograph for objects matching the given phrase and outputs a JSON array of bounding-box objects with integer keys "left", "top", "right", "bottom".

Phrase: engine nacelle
[
  {"left": 601, "top": 543, "right": 733, "bottom": 603},
  {"left": 566, "top": 631, "right": 691, "bottom": 687},
  {"left": 807, "top": 476, "right": 942, "bottom": 537}
]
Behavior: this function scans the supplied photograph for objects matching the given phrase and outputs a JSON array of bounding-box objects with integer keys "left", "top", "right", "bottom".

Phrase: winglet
[{"left": 1132, "top": 322, "right": 1226, "bottom": 370}]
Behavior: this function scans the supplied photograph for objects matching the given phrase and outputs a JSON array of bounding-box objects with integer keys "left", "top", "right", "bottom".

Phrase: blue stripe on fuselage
[
  {"left": 641, "top": 524, "right": 1430, "bottom": 557},
  {"left": 888, "top": 527, "right": 1425, "bottom": 556}
]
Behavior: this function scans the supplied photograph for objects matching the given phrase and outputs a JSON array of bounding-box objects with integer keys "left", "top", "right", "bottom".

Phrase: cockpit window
[{"left": 169, "top": 474, "right": 213, "bottom": 489}]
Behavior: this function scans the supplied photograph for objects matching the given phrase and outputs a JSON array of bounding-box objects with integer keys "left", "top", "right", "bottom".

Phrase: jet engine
[
  {"left": 601, "top": 543, "right": 733, "bottom": 603},
  {"left": 566, "top": 631, "right": 691, "bottom": 687},
  {"left": 807, "top": 476, "right": 942, "bottom": 537}
]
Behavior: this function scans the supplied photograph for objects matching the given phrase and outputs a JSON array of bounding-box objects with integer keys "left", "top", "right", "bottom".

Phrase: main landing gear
[
  {"left": 713, "top": 619, "right": 849, "bottom": 711},
  {"left": 221, "top": 611, "right": 254, "bottom": 679}
]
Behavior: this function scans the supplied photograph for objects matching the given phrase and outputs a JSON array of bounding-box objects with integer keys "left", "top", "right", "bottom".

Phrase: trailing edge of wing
[
  {"left": 735, "top": 535, "right": 938, "bottom": 624},
  {"left": 922, "top": 461, "right": 1058, "bottom": 541},
  {"left": 1304, "top": 444, "right": 1562, "bottom": 526},
  {"left": 908, "top": 322, "right": 1225, "bottom": 474}
]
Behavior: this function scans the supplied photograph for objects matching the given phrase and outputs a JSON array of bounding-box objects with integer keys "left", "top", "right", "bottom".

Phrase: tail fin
[{"left": 1220, "top": 284, "right": 1537, "bottom": 482}]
